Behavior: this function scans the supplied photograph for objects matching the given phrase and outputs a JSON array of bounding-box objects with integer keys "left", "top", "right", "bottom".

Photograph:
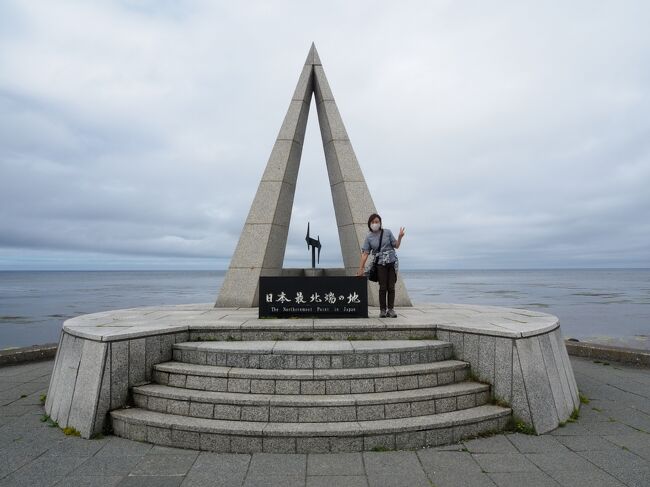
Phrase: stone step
[
  {"left": 172, "top": 340, "right": 453, "bottom": 369},
  {"left": 190, "top": 326, "right": 440, "bottom": 342},
  {"left": 153, "top": 360, "right": 469, "bottom": 395},
  {"left": 110, "top": 404, "right": 511, "bottom": 453},
  {"left": 132, "top": 381, "right": 490, "bottom": 422}
]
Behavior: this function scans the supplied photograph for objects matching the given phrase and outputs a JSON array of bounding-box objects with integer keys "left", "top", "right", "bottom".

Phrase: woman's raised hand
[{"left": 399, "top": 227, "right": 406, "bottom": 239}]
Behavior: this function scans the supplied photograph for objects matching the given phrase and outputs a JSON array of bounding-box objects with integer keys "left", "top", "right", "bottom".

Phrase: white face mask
[{"left": 370, "top": 223, "right": 381, "bottom": 232}]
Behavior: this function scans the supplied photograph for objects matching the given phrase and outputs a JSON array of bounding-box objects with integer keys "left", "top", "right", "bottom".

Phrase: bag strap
[{"left": 374, "top": 229, "right": 384, "bottom": 254}]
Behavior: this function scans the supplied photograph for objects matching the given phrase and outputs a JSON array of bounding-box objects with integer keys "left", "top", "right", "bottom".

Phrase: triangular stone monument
[{"left": 216, "top": 44, "right": 413, "bottom": 308}]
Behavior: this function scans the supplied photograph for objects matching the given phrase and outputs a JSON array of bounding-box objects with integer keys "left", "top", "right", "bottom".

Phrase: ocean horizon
[{"left": 1, "top": 268, "right": 648, "bottom": 350}]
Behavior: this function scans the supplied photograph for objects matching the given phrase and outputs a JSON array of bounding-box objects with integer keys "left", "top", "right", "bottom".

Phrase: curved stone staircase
[{"left": 110, "top": 339, "right": 511, "bottom": 452}]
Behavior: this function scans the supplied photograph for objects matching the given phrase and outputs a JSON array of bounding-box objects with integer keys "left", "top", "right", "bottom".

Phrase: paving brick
[
  {"left": 472, "top": 453, "right": 539, "bottom": 473},
  {"left": 116, "top": 476, "right": 183, "bottom": 487},
  {"left": 546, "top": 468, "right": 626, "bottom": 487},
  {"left": 417, "top": 450, "right": 483, "bottom": 473},
  {"left": 507, "top": 433, "right": 568, "bottom": 453},
  {"left": 306, "top": 476, "right": 368, "bottom": 487},
  {"left": 363, "top": 451, "right": 430, "bottom": 487},
  {"left": 464, "top": 435, "right": 519, "bottom": 453},
  {"left": 429, "top": 471, "right": 497, "bottom": 487},
  {"left": 130, "top": 453, "right": 198, "bottom": 476},
  {"left": 73, "top": 456, "right": 142, "bottom": 476},
  {"left": 182, "top": 452, "right": 249, "bottom": 486},
  {"left": 247, "top": 453, "right": 306, "bottom": 477},
  {"left": 307, "top": 452, "right": 364, "bottom": 476},
  {"left": 488, "top": 471, "right": 561, "bottom": 487}
]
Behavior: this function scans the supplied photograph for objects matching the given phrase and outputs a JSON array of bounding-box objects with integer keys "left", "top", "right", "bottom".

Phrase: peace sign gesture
[{"left": 398, "top": 227, "right": 406, "bottom": 239}]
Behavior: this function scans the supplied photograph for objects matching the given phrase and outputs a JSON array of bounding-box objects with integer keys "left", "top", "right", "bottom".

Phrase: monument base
[
  {"left": 45, "top": 303, "right": 579, "bottom": 452},
  {"left": 259, "top": 274, "right": 368, "bottom": 318},
  {"left": 280, "top": 268, "right": 347, "bottom": 277}
]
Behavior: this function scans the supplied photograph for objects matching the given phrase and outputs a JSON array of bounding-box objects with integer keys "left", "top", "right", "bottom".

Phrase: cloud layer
[{"left": 1, "top": 1, "right": 649, "bottom": 270}]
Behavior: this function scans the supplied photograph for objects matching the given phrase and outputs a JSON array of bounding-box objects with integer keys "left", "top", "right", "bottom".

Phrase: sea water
[{"left": 0, "top": 269, "right": 648, "bottom": 349}]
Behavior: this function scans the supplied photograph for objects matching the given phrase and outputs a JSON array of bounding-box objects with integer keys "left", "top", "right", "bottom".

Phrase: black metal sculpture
[{"left": 305, "top": 222, "right": 321, "bottom": 269}]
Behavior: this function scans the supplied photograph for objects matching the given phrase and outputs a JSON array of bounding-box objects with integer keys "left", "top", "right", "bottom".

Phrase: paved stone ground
[{"left": 1, "top": 357, "right": 648, "bottom": 487}]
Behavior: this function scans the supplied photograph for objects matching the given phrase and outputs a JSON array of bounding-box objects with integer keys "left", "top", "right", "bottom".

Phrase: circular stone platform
[
  {"left": 45, "top": 303, "right": 579, "bottom": 451},
  {"left": 61, "top": 303, "right": 560, "bottom": 342}
]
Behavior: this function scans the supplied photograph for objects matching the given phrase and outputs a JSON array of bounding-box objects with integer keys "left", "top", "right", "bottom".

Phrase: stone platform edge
[{"left": 44, "top": 304, "right": 580, "bottom": 443}]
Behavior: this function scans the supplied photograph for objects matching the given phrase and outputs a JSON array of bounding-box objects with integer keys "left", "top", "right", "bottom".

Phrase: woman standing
[{"left": 356, "top": 213, "right": 406, "bottom": 318}]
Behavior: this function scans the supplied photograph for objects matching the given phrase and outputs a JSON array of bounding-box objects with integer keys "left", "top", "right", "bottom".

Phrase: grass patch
[
  {"left": 370, "top": 445, "right": 392, "bottom": 452},
  {"left": 514, "top": 421, "right": 536, "bottom": 435},
  {"left": 225, "top": 335, "right": 241, "bottom": 341},
  {"left": 91, "top": 433, "right": 105, "bottom": 440},
  {"left": 296, "top": 336, "right": 314, "bottom": 341},
  {"left": 558, "top": 421, "right": 566, "bottom": 428},
  {"left": 579, "top": 393, "right": 590, "bottom": 405},
  {"left": 567, "top": 407, "right": 580, "bottom": 423},
  {"left": 40, "top": 414, "right": 59, "bottom": 428},
  {"left": 490, "top": 396, "right": 510, "bottom": 408},
  {"left": 592, "top": 406, "right": 602, "bottom": 412},
  {"left": 508, "top": 417, "right": 536, "bottom": 435},
  {"left": 456, "top": 428, "right": 504, "bottom": 443},
  {"left": 318, "top": 337, "right": 333, "bottom": 341},
  {"left": 39, "top": 394, "right": 47, "bottom": 405},
  {"left": 20, "top": 394, "right": 27, "bottom": 398},
  {"left": 62, "top": 427, "right": 81, "bottom": 437},
  {"left": 40, "top": 414, "right": 84, "bottom": 437},
  {"left": 476, "top": 429, "right": 502, "bottom": 439}
]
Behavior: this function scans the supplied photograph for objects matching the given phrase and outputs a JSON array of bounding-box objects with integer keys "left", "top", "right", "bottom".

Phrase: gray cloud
[{"left": 1, "top": 0, "right": 649, "bottom": 270}]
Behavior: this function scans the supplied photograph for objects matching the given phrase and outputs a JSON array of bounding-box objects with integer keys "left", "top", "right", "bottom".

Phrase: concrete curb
[
  {"left": 565, "top": 340, "right": 650, "bottom": 368},
  {"left": 0, "top": 343, "right": 58, "bottom": 367}
]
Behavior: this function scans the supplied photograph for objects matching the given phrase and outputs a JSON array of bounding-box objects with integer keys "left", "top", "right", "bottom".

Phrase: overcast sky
[{"left": 1, "top": 1, "right": 649, "bottom": 271}]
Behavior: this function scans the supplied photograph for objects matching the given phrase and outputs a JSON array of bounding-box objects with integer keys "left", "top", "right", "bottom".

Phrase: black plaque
[{"left": 259, "top": 276, "right": 368, "bottom": 318}]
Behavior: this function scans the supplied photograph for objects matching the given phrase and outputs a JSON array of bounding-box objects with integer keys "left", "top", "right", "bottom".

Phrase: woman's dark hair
[{"left": 367, "top": 213, "right": 382, "bottom": 231}]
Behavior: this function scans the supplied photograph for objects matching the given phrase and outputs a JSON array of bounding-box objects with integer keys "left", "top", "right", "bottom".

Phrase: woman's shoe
[
  {"left": 380, "top": 309, "right": 387, "bottom": 318},
  {"left": 387, "top": 309, "right": 397, "bottom": 318}
]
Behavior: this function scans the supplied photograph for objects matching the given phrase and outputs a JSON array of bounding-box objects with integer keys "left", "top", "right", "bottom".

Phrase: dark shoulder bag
[{"left": 367, "top": 229, "right": 384, "bottom": 282}]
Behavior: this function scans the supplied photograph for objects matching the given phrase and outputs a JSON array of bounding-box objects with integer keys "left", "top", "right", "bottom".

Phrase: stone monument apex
[{"left": 216, "top": 44, "right": 412, "bottom": 308}]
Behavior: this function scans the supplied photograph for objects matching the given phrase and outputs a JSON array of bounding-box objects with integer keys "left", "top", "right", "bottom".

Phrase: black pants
[{"left": 377, "top": 263, "right": 397, "bottom": 310}]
